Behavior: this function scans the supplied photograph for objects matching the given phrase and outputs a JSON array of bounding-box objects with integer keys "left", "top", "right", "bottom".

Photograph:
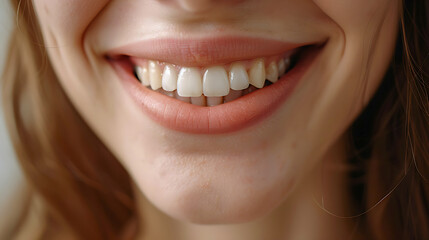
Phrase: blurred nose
[{"left": 159, "top": 0, "right": 245, "bottom": 13}]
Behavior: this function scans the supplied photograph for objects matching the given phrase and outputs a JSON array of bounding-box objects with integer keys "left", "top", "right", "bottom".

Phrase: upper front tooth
[
  {"left": 266, "top": 61, "right": 279, "bottom": 83},
  {"left": 149, "top": 61, "right": 162, "bottom": 90},
  {"left": 229, "top": 63, "right": 250, "bottom": 90},
  {"left": 177, "top": 67, "right": 203, "bottom": 97},
  {"left": 136, "top": 65, "right": 150, "bottom": 86},
  {"left": 249, "top": 59, "right": 266, "bottom": 88},
  {"left": 174, "top": 91, "right": 191, "bottom": 103},
  {"left": 203, "top": 66, "right": 230, "bottom": 97},
  {"left": 162, "top": 64, "right": 178, "bottom": 91}
]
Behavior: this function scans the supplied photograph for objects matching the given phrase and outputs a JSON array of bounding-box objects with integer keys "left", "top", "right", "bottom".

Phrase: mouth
[{"left": 108, "top": 37, "right": 324, "bottom": 134}]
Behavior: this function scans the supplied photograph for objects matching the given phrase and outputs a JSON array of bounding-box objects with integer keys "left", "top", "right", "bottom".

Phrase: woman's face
[{"left": 33, "top": 0, "right": 399, "bottom": 223}]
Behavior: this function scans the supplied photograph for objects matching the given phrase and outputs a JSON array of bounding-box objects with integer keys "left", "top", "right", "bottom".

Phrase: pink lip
[
  {"left": 107, "top": 37, "right": 311, "bottom": 67},
  {"left": 110, "top": 42, "right": 322, "bottom": 134}
]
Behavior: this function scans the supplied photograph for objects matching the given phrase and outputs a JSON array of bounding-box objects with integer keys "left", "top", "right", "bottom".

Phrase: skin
[{"left": 33, "top": 0, "right": 399, "bottom": 239}]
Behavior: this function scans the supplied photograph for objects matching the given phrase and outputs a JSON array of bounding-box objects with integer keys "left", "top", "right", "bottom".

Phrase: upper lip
[{"left": 106, "top": 36, "right": 319, "bottom": 66}]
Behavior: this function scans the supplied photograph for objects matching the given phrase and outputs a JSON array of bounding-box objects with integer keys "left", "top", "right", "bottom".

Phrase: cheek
[
  {"left": 312, "top": 0, "right": 399, "bottom": 100},
  {"left": 33, "top": 0, "right": 109, "bottom": 45},
  {"left": 313, "top": 0, "right": 397, "bottom": 32}
]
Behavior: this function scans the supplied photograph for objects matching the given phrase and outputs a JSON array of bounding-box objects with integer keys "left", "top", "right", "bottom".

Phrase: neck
[{"left": 134, "top": 136, "right": 362, "bottom": 240}]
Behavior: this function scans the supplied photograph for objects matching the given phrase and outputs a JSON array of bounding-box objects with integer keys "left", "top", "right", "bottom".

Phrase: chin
[{"left": 133, "top": 154, "right": 297, "bottom": 224}]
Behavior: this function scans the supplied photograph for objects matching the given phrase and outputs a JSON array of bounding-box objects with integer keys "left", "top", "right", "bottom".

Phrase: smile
[
  {"left": 131, "top": 52, "right": 296, "bottom": 106},
  {"left": 108, "top": 37, "right": 324, "bottom": 134}
]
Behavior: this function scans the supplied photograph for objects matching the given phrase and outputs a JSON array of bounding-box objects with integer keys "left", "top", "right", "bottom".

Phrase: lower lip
[{"left": 111, "top": 47, "right": 322, "bottom": 134}]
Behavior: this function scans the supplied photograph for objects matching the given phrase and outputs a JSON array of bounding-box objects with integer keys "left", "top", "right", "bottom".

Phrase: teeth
[
  {"left": 136, "top": 66, "right": 150, "bottom": 86},
  {"left": 162, "top": 64, "right": 178, "bottom": 91},
  {"left": 278, "top": 59, "right": 286, "bottom": 76},
  {"left": 203, "top": 66, "right": 230, "bottom": 97},
  {"left": 207, "top": 97, "right": 223, "bottom": 107},
  {"left": 249, "top": 59, "right": 266, "bottom": 88},
  {"left": 278, "top": 57, "right": 291, "bottom": 76},
  {"left": 174, "top": 91, "right": 191, "bottom": 103},
  {"left": 191, "top": 95, "right": 206, "bottom": 106},
  {"left": 266, "top": 61, "right": 279, "bottom": 83},
  {"left": 134, "top": 52, "right": 297, "bottom": 106},
  {"left": 229, "top": 63, "right": 250, "bottom": 90},
  {"left": 177, "top": 67, "right": 203, "bottom": 97},
  {"left": 164, "top": 91, "right": 174, "bottom": 97},
  {"left": 149, "top": 61, "right": 162, "bottom": 90}
]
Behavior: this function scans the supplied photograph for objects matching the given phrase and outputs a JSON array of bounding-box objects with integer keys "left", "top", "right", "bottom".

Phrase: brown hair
[
  {"left": 1, "top": 0, "right": 428, "bottom": 239},
  {"left": 2, "top": 1, "right": 135, "bottom": 239}
]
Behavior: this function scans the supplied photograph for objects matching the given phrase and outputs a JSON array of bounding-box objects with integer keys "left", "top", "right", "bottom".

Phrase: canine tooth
[
  {"left": 174, "top": 91, "right": 191, "bottom": 103},
  {"left": 203, "top": 66, "right": 230, "bottom": 97},
  {"left": 191, "top": 96, "right": 206, "bottom": 106},
  {"left": 266, "top": 61, "right": 279, "bottom": 83},
  {"left": 149, "top": 61, "right": 162, "bottom": 90},
  {"left": 136, "top": 66, "right": 150, "bottom": 86},
  {"left": 177, "top": 67, "right": 203, "bottom": 97},
  {"left": 224, "top": 90, "right": 242, "bottom": 103},
  {"left": 278, "top": 59, "right": 286, "bottom": 76},
  {"left": 229, "top": 63, "right": 249, "bottom": 90},
  {"left": 162, "top": 64, "right": 178, "bottom": 91},
  {"left": 207, "top": 97, "right": 223, "bottom": 107},
  {"left": 249, "top": 59, "right": 265, "bottom": 88}
]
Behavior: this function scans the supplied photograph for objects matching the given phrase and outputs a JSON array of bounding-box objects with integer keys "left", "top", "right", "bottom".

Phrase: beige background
[{"left": 0, "top": 0, "right": 23, "bottom": 210}]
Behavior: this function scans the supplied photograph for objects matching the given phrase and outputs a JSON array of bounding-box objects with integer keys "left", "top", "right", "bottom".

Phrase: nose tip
[{"left": 160, "top": 0, "right": 245, "bottom": 13}]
